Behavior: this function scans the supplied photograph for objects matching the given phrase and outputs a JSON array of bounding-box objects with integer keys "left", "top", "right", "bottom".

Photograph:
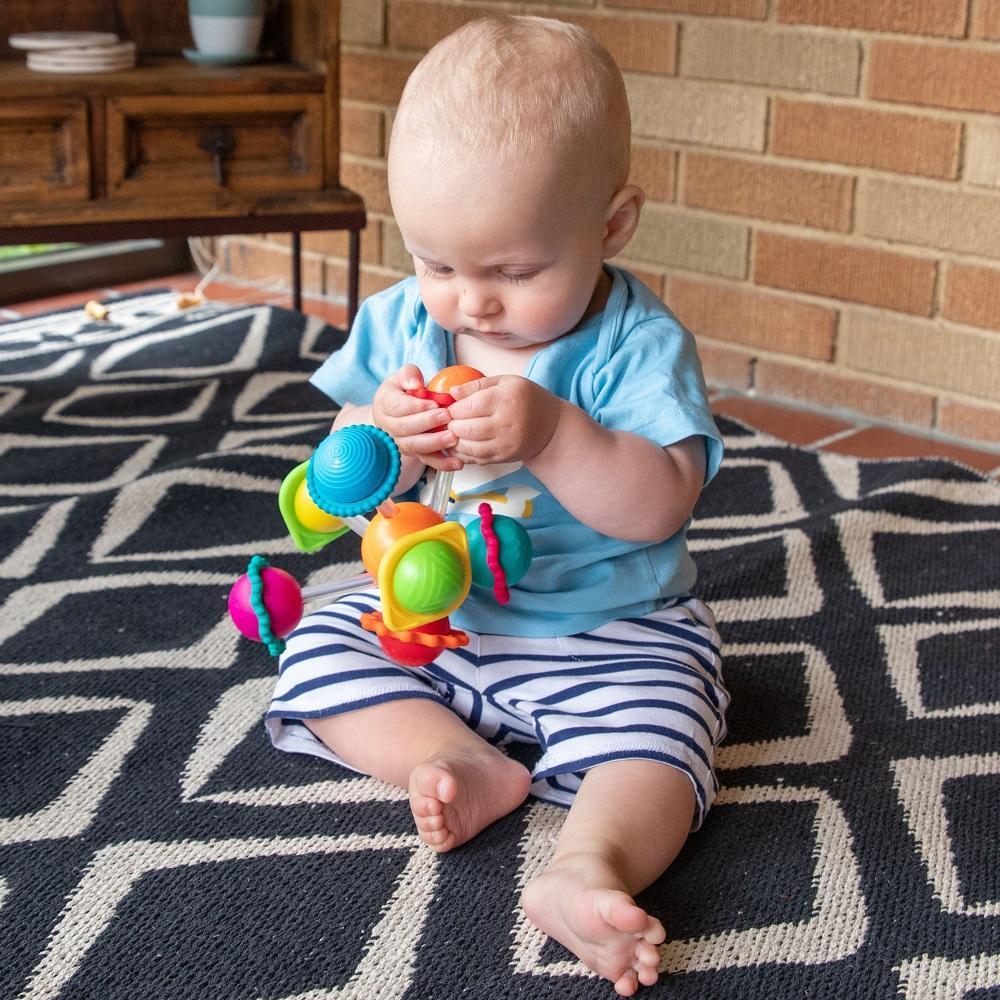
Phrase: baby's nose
[{"left": 460, "top": 285, "right": 500, "bottom": 317}]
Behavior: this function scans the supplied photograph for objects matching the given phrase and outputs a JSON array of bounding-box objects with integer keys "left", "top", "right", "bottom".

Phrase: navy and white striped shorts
[{"left": 266, "top": 591, "right": 728, "bottom": 828}]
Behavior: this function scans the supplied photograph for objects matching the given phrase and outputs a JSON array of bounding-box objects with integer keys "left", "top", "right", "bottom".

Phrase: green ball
[{"left": 393, "top": 540, "right": 465, "bottom": 615}]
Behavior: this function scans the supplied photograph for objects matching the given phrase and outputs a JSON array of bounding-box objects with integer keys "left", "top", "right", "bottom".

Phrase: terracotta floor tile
[
  {"left": 8, "top": 287, "right": 116, "bottom": 317},
  {"left": 821, "top": 426, "right": 1000, "bottom": 474},
  {"left": 711, "top": 395, "right": 855, "bottom": 446},
  {"left": 140, "top": 274, "right": 348, "bottom": 325},
  {"left": 4, "top": 274, "right": 348, "bottom": 327},
  {"left": 302, "top": 299, "right": 348, "bottom": 327}
]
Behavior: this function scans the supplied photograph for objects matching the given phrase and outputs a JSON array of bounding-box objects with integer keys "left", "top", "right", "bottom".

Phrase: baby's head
[
  {"left": 388, "top": 15, "right": 644, "bottom": 349},
  {"left": 391, "top": 14, "right": 631, "bottom": 206}
]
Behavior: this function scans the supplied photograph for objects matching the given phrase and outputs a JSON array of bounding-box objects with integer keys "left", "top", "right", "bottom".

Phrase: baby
[{"left": 267, "top": 15, "right": 727, "bottom": 996}]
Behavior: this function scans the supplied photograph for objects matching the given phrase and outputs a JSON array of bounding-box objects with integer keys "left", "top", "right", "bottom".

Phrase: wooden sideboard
[{"left": 0, "top": 0, "right": 365, "bottom": 318}]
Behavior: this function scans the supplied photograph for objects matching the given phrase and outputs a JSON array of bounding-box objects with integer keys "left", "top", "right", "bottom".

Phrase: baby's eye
[
  {"left": 421, "top": 261, "right": 453, "bottom": 277},
  {"left": 499, "top": 270, "right": 537, "bottom": 284}
]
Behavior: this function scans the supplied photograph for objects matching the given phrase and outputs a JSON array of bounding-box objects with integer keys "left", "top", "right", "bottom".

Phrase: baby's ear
[{"left": 602, "top": 184, "right": 645, "bottom": 259}]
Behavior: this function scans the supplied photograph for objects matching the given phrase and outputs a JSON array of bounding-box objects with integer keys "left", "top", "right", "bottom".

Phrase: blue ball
[{"left": 466, "top": 513, "right": 532, "bottom": 590}]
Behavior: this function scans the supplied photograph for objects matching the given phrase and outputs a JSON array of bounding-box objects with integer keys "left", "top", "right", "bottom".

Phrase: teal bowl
[{"left": 189, "top": 0, "right": 264, "bottom": 16}]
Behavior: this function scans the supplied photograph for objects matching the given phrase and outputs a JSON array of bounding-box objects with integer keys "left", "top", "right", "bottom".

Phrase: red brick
[
  {"left": 341, "top": 105, "right": 384, "bottom": 158},
  {"left": 754, "top": 233, "right": 937, "bottom": 315},
  {"left": 695, "top": 338, "right": 755, "bottom": 389},
  {"left": 226, "top": 238, "right": 324, "bottom": 296},
  {"left": 772, "top": 100, "right": 961, "bottom": 180},
  {"left": 302, "top": 221, "right": 383, "bottom": 265},
  {"left": 630, "top": 143, "right": 676, "bottom": 202},
  {"left": 973, "top": 0, "right": 1000, "bottom": 38},
  {"left": 605, "top": 0, "right": 766, "bottom": 15},
  {"left": 389, "top": 3, "right": 678, "bottom": 74},
  {"left": 754, "top": 358, "right": 936, "bottom": 426},
  {"left": 942, "top": 262, "right": 1000, "bottom": 330},
  {"left": 341, "top": 158, "right": 391, "bottom": 216},
  {"left": 327, "top": 263, "right": 403, "bottom": 301},
  {"left": 777, "top": 0, "right": 969, "bottom": 37},
  {"left": 361, "top": 268, "right": 405, "bottom": 299},
  {"left": 937, "top": 396, "right": 1000, "bottom": 444},
  {"left": 619, "top": 263, "right": 665, "bottom": 297},
  {"left": 341, "top": 49, "right": 419, "bottom": 105},
  {"left": 869, "top": 41, "right": 1000, "bottom": 115},
  {"left": 559, "top": 10, "right": 677, "bottom": 75},
  {"left": 667, "top": 275, "right": 836, "bottom": 359},
  {"left": 388, "top": 2, "right": 472, "bottom": 51},
  {"left": 683, "top": 153, "right": 853, "bottom": 232}
]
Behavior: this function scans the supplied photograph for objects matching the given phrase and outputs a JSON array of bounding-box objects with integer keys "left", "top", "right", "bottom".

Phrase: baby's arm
[
  {"left": 447, "top": 375, "right": 705, "bottom": 543},
  {"left": 335, "top": 364, "right": 462, "bottom": 495}
]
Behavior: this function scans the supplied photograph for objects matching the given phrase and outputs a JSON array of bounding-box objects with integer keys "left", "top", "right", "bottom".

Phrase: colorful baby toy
[{"left": 228, "top": 366, "right": 532, "bottom": 667}]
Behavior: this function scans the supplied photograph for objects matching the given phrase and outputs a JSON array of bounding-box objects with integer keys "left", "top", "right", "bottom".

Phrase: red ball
[
  {"left": 378, "top": 617, "right": 454, "bottom": 667},
  {"left": 228, "top": 567, "right": 304, "bottom": 642}
]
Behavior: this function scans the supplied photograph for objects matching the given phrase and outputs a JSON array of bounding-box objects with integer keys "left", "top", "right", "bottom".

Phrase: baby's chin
[{"left": 453, "top": 326, "right": 570, "bottom": 351}]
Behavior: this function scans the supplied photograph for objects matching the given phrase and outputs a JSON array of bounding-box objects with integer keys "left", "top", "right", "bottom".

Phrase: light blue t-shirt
[{"left": 310, "top": 264, "right": 723, "bottom": 638}]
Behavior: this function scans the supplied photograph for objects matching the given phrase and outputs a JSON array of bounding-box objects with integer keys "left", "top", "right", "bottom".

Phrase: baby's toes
[
  {"left": 635, "top": 940, "right": 660, "bottom": 969},
  {"left": 613, "top": 969, "right": 639, "bottom": 997},
  {"left": 598, "top": 892, "right": 649, "bottom": 936},
  {"left": 421, "top": 826, "right": 451, "bottom": 847},
  {"left": 411, "top": 793, "right": 442, "bottom": 819},
  {"left": 410, "top": 761, "right": 458, "bottom": 804},
  {"left": 642, "top": 916, "right": 666, "bottom": 946},
  {"left": 635, "top": 957, "right": 659, "bottom": 988},
  {"left": 413, "top": 812, "right": 444, "bottom": 833}
]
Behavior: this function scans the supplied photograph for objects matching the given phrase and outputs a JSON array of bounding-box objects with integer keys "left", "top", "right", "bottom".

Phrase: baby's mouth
[{"left": 467, "top": 328, "right": 508, "bottom": 339}]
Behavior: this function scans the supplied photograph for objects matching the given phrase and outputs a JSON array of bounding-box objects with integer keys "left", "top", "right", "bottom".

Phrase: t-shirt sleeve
[
  {"left": 590, "top": 317, "right": 724, "bottom": 484},
  {"left": 309, "top": 280, "right": 417, "bottom": 407}
]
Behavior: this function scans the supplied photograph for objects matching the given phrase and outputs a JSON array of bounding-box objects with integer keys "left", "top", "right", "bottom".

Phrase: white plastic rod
[
  {"left": 340, "top": 514, "right": 371, "bottom": 537},
  {"left": 300, "top": 573, "right": 374, "bottom": 602},
  {"left": 429, "top": 469, "right": 454, "bottom": 517}
]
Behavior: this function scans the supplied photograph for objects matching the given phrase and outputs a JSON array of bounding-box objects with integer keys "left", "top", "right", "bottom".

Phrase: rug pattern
[{"left": 1, "top": 291, "right": 999, "bottom": 999}]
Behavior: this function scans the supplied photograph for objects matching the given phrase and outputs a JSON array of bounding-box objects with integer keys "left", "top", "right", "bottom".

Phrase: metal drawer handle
[{"left": 198, "top": 125, "right": 236, "bottom": 186}]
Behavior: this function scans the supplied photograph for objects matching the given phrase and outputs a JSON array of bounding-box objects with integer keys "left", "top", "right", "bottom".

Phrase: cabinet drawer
[
  {"left": 105, "top": 94, "right": 323, "bottom": 198},
  {"left": 0, "top": 99, "right": 90, "bottom": 204}
]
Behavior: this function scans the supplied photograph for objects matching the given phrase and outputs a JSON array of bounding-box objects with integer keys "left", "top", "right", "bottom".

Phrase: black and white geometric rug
[{"left": 2, "top": 290, "right": 999, "bottom": 999}]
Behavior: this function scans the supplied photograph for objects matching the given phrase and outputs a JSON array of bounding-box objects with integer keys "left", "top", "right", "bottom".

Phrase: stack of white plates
[{"left": 8, "top": 32, "right": 137, "bottom": 74}]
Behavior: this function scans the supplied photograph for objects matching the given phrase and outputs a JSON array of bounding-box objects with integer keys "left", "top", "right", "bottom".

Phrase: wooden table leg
[
  {"left": 291, "top": 231, "right": 302, "bottom": 311},
  {"left": 348, "top": 227, "right": 360, "bottom": 329}
]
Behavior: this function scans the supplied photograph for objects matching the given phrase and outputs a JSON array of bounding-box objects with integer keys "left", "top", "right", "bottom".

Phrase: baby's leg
[
  {"left": 521, "top": 759, "right": 694, "bottom": 997},
  {"left": 306, "top": 698, "right": 531, "bottom": 851}
]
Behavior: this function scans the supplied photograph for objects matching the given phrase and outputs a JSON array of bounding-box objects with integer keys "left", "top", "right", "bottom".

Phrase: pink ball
[{"left": 228, "top": 567, "right": 304, "bottom": 642}]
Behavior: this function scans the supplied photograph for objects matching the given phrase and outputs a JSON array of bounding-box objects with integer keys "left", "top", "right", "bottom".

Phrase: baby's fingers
[
  {"left": 392, "top": 364, "right": 426, "bottom": 391},
  {"left": 445, "top": 415, "right": 490, "bottom": 441},
  {"left": 387, "top": 406, "right": 451, "bottom": 438},
  {"left": 448, "top": 374, "right": 497, "bottom": 400},
  {"left": 422, "top": 451, "right": 464, "bottom": 472},
  {"left": 398, "top": 424, "right": 457, "bottom": 455}
]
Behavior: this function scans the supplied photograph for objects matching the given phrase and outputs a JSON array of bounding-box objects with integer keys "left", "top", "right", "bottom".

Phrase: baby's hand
[
  {"left": 373, "top": 365, "right": 463, "bottom": 472},
  {"left": 446, "top": 375, "right": 562, "bottom": 465}
]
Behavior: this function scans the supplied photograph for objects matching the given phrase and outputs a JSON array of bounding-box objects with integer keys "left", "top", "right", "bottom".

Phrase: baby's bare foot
[
  {"left": 409, "top": 745, "right": 531, "bottom": 852},
  {"left": 522, "top": 853, "right": 666, "bottom": 996}
]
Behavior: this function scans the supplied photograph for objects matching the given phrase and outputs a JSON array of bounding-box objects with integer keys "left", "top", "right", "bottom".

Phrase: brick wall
[{"left": 225, "top": 0, "right": 1000, "bottom": 443}]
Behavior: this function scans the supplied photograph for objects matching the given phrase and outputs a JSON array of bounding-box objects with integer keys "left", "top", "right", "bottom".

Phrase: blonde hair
[{"left": 390, "top": 15, "right": 631, "bottom": 196}]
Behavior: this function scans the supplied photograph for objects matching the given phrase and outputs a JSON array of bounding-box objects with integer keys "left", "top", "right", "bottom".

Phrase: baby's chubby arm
[
  {"left": 334, "top": 364, "right": 463, "bottom": 494},
  {"left": 447, "top": 375, "right": 706, "bottom": 543}
]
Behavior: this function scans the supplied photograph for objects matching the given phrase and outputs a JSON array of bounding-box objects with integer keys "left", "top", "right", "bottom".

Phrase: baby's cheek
[
  {"left": 419, "top": 283, "right": 453, "bottom": 327},
  {"left": 536, "top": 304, "right": 579, "bottom": 339}
]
